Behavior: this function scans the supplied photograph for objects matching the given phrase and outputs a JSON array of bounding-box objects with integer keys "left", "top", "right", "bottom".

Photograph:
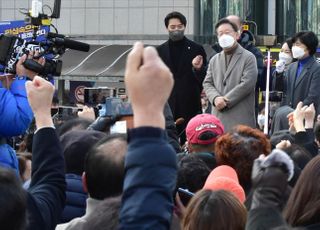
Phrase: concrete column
[{"left": 268, "top": 0, "right": 276, "bottom": 34}]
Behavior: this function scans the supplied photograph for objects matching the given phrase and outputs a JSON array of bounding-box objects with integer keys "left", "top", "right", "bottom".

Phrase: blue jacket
[
  {"left": 0, "top": 77, "right": 33, "bottom": 137},
  {"left": 60, "top": 173, "right": 87, "bottom": 223},
  {"left": 0, "top": 143, "right": 19, "bottom": 175},
  {"left": 0, "top": 77, "right": 33, "bottom": 174},
  {"left": 119, "top": 127, "right": 177, "bottom": 229}
]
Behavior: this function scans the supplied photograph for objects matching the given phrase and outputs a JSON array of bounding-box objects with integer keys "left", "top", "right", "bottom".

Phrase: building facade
[
  {"left": 0, "top": 0, "right": 195, "bottom": 45},
  {"left": 1, "top": 0, "right": 319, "bottom": 45}
]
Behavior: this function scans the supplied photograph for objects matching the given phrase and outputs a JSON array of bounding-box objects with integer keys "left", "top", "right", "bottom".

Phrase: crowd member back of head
[
  {"left": 58, "top": 129, "right": 106, "bottom": 223},
  {"left": 176, "top": 155, "right": 210, "bottom": 206},
  {"left": 84, "top": 133, "right": 127, "bottom": 200},
  {"left": 0, "top": 167, "right": 27, "bottom": 230},
  {"left": 186, "top": 113, "right": 224, "bottom": 154},
  {"left": 56, "top": 133, "right": 127, "bottom": 230},
  {"left": 283, "top": 156, "right": 320, "bottom": 228},
  {"left": 178, "top": 113, "right": 224, "bottom": 170},
  {"left": 182, "top": 189, "right": 247, "bottom": 230},
  {"left": 214, "top": 125, "right": 271, "bottom": 194}
]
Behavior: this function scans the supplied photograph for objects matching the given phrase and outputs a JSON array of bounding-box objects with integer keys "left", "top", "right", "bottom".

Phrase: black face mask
[{"left": 169, "top": 30, "right": 185, "bottom": 41}]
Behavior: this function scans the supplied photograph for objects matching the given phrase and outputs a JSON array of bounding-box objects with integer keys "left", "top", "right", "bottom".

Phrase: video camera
[{"left": 0, "top": 0, "right": 90, "bottom": 76}]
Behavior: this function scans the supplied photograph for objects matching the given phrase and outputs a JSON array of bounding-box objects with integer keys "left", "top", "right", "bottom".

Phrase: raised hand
[
  {"left": 25, "top": 76, "right": 55, "bottom": 129},
  {"left": 192, "top": 55, "right": 203, "bottom": 70},
  {"left": 125, "top": 42, "right": 174, "bottom": 128}
]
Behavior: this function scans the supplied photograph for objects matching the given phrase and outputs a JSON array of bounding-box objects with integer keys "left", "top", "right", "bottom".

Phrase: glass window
[
  {"left": 198, "top": 0, "right": 248, "bottom": 44},
  {"left": 226, "top": 0, "right": 244, "bottom": 16},
  {"left": 197, "top": 0, "right": 319, "bottom": 45},
  {"left": 276, "top": 0, "right": 320, "bottom": 43},
  {"left": 304, "top": 0, "right": 320, "bottom": 35}
]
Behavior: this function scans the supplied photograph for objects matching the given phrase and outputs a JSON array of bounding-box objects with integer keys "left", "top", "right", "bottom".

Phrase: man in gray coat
[{"left": 203, "top": 18, "right": 258, "bottom": 131}]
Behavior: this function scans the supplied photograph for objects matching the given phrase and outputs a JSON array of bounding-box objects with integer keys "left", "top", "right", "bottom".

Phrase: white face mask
[
  {"left": 218, "top": 34, "right": 235, "bottom": 49},
  {"left": 257, "top": 114, "right": 265, "bottom": 129},
  {"left": 279, "top": 52, "right": 293, "bottom": 64},
  {"left": 292, "top": 46, "right": 305, "bottom": 59}
]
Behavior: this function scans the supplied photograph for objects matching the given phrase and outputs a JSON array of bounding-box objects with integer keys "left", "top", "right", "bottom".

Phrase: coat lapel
[
  {"left": 289, "top": 62, "right": 298, "bottom": 92},
  {"left": 223, "top": 46, "right": 243, "bottom": 82},
  {"left": 220, "top": 52, "right": 227, "bottom": 74},
  {"left": 294, "top": 58, "right": 315, "bottom": 88}
]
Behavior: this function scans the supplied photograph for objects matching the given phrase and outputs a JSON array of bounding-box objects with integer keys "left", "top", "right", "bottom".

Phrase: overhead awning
[
  {"left": 58, "top": 43, "right": 215, "bottom": 81},
  {"left": 59, "top": 44, "right": 132, "bottom": 82},
  {"left": 55, "top": 43, "right": 215, "bottom": 104}
]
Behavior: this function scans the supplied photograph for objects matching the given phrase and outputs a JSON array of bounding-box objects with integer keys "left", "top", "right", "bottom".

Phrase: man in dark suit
[{"left": 157, "top": 11, "right": 207, "bottom": 144}]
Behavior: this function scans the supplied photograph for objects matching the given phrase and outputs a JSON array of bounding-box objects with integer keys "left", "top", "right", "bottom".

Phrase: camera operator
[{"left": 0, "top": 53, "right": 44, "bottom": 173}]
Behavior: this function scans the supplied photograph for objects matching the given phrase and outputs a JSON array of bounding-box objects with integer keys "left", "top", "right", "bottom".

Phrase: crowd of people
[{"left": 1, "top": 11, "right": 320, "bottom": 230}]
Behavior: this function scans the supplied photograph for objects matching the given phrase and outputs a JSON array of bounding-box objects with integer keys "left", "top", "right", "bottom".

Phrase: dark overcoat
[
  {"left": 283, "top": 57, "right": 320, "bottom": 113},
  {"left": 157, "top": 38, "right": 207, "bottom": 123}
]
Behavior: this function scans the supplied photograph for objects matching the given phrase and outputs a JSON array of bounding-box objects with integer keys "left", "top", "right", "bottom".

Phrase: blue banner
[
  {"left": 0, "top": 20, "right": 49, "bottom": 41},
  {"left": 0, "top": 20, "right": 51, "bottom": 73}
]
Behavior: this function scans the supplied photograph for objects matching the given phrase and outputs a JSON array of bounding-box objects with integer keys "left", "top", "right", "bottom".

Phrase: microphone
[
  {"left": 47, "top": 32, "right": 65, "bottom": 39},
  {"left": 62, "top": 38, "right": 90, "bottom": 52},
  {"left": 47, "top": 33, "right": 90, "bottom": 52}
]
